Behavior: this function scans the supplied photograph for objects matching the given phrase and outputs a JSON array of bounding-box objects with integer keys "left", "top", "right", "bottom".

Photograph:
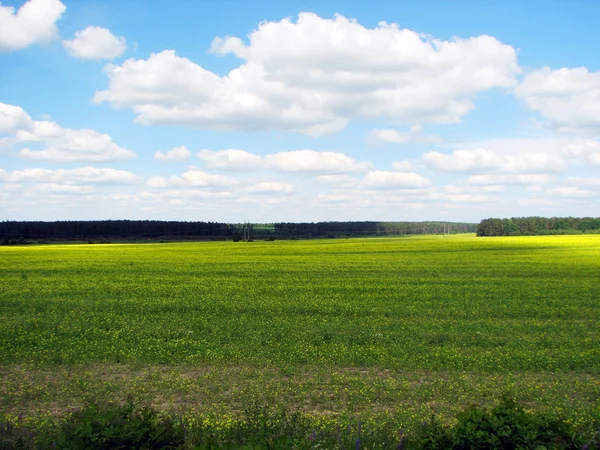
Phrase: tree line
[
  {"left": 0, "top": 220, "right": 477, "bottom": 243},
  {"left": 476, "top": 217, "right": 600, "bottom": 236}
]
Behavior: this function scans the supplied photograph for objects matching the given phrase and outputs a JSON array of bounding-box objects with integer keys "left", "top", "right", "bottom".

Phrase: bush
[
  {"left": 0, "top": 420, "right": 36, "bottom": 449},
  {"left": 45, "top": 397, "right": 184, "bottom": 449},
  {"left": 3, "top": 396, "right": 599, "bottom": 449},
  {"left": 411, "top": 395, "right": 597, "bottom": 450}
]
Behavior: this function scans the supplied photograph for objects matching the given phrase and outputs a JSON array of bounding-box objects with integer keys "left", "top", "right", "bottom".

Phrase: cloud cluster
[
  {"left": 94, "top": 13, "right": 519, "bottom": 135},
  {"left": 147, "top": 169, "right": 235, "bottom": 188},
  {"left": 4, "top": 167, "right": 139, "bottom": 184},
  {"left": 155, "top": 146, "right": 191, "bottom": 162},
  {"left": 0, "top": 167, "right": 139, "bottom": 197},
  {"left": 515, "top": 67, "right": 600, "bottom": 136},
  {"left": 197, "top": 149, "right": 262, "bottom": 170},
  {"left": 197, "top": 149, "right": 371, "bottom": 173},
  {"left": 63, "top": 26, "right": 126, "bottom": 60},
  {"left": 369, "top": 125, "right": 443, "bottom": 145},
  {"left": 423, "top": 148, "right": 566, "bottom": 173},
  {"left": 0, "top": 0, "right": 65, "bottom": 51},
  {"left": 562, "top": 141, "right": 600, "bottom": 166},
  {"left": 0, "top": 102, "right": 134, "bottom": 161}
]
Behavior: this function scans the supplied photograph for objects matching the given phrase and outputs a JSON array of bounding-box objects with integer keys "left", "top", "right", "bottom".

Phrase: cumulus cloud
[
  {"left": 196, "top": 149, "right": 370, "bottom": 173},
  {"left": 423, "top": 148, "right": 566, "bottom": 173},
  {"left": 519, "top": 199, "right": 555, "bottom": 207},
  {"left": 369, "top": 125, "right": 443, "bottom": 145},
  {"left": 63, "top": 26, "right": 126, "bottom": 60},
  {"left": 6, "top": 167, "right": 139, "bottom": 184},
  {"left": 30, "top": 183, "right": 94, "bottom": 195},
  {"left": 94, "top": 13, "right": 519, "bottom": 135},
  {"left": 147, "top": 169, "right": 235, "bottom": 188},
  {"left": 0, "top": 0, "right": 65, "bottom": 51},
  {"left": 391, "top": 160, "right": 415, "bottom": 171},
  {"left": 464, "top": 174, "right": 554, "bottom": 186},
  {"left": 0, "top": 103, "right": 33, "bottom": 133},
  {"left": 445, "top": 193, "right": 487, "bottom": 203},
  {"left": 362, "top": 171, "right": 431, "bottom": 189},
  {"left": 316, "top": 174, "right": 359, "bottom": 187},
  {"left": 18, "top": 126, "right": 135, "bottom": 161},
  {"left": 264, "top": 150, "right": 371, "bottom": 173},
  {"left": 315, "top": 193, "right": 359, "bottom": 204},
  {"left": 155, "top": 145, "right": 191, "bottom": 162},
  {"left": 247, "top": 181, "right": 293, "bottom": 194},
  {"left": 515, "top": 67, "right": 600, "bottom": 136},
  {"left": 566, "top": 176, "right": 600, "bottom": 187},
  {"left": 562, "top": 141, "right": 600, "bottom": 166},
  {"left": 0, "top": 102, "right": 134, "bottom": 161},
  {"left": 550, "top": 186, "right": 599, "bottom": 199},
  {"left": 198, "top": 149, "right": 262, "bottom": 170}
]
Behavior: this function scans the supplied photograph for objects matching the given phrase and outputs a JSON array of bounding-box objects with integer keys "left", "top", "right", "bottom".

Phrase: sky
[{"left": 0, "top": 0, "right": 599, "bottom": 223}]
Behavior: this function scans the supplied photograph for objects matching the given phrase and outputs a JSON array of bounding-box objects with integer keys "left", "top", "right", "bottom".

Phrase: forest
[
  {"left": 476, "top": 216, "right": 600, "bottom": 236},
  {"left": 0, "top": 220, "right": 477, "bottom": 243}
]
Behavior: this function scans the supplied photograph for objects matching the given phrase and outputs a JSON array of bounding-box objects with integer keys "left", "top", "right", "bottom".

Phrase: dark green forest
[
  {"left": 476, "top": 217, "right": 600, "bottom": 236},
  {"left": 0, "top": 220, "right": 477, "bottom": 244},
  {"left": 3, "top": 218, "right": 599, "bottom": 242}
]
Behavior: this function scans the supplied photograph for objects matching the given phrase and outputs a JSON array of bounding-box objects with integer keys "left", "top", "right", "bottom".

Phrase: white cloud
[
  {"left": 423, "top": 148, "right": 566, "bottom": 173},
  {"left": 155, "top": 145, "right": 191, "bottom": 162},
  {"left": 519, "top": 199, "right": 555, "bottom": 206},
  {"left": 445, "top": 184, "right": 504, "bottom": 195},
  {"left": 0, "top": 0, "right": 65, "bottom": 51},
  {"left": 198, "top": 149, "right": 262, "bottom": 170},
  {"left": 515, "top": 67, "right": 600, "bottom": 136},
  {"left": 6, "top": 167, "right": 139, "bottom": 184},
  {"left": 465, "top": 174, "right": 554, "bottom": 186},
  {"left": 18, "top": 125, "right": 135, "bottom": 161},
  {"left": 445, "top": 193, "right": 487, "bottom": 203},
  {"left": 370, "top": 129, "right": 410, "bottom": 145},
  {"left": 391, "top": 160, "right": 415, "bottom": 171},
  {"left": 147, "top": 169, "right": 235, "bottom": 188},
  {"left": 264, "top": 150, "right": 371, "bottom": 173},
  {"left": 566, "top": 177, "right": 600, "bottom": 187},
  {"left": 316, "top": 174, "right": 359, "bottom": 187},
  {"left": 550, "top": 186, "right": 599, "bottom": 199},
  {"left": 0, "top": 102, "right": 134, "bottom": 161},
  {"left": 369, "top": 125, "right": 443, "bottom": 145},
  {"left": 94, "top": 13, "right": 519, "bottom": 135},
  {"left": 63, "top": 26, "right": 126, "bottom": 60},
  {"left": 0, "top": 103, "right": 33, "bottom": 133},
  {"left": 315, "top": 193, "right": 359, "bottom": 204},
  {"left": 480, "top": 185, "right": 505, "bottom": 193},
  {"left": 562, "top": 141, "right": 600, "bottom": 166},
  {"left": 247, "top": 181, "right": 293, "bottom": 194},
  {"left": 362, "top": 171, "right": 431, "bottom": 189},
  {"left": 527, "top": 185, "right": 544, "bottom": 192},
  {"left": 31, "top": 183, "right": 94, "bottom": 195},
  {"left": 196, "top": 149, "right": 370, "bottom": 173}
]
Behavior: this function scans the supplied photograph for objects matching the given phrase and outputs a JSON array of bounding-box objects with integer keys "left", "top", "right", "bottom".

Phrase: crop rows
[{"left": 1, "top": 235, "right": 599, "bottom": 427}]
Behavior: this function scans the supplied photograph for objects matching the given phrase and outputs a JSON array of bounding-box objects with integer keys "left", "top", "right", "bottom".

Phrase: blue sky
[{"left": 1, "top": 0, "right": 599, "bottom": 222}]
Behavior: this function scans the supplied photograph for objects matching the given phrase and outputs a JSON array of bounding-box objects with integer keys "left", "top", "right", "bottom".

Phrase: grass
[{"left": 1, "top": 235, "right": 599, "bottom": 438}]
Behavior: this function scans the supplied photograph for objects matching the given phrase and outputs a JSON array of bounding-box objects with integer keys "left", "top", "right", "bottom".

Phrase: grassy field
[{"left": 1, "top": 235, "right": 599, "bottom": 433}]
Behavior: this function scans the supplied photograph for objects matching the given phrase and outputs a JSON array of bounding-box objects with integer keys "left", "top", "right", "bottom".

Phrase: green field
[{"left": 1, "top": 235, "right": 599, "bottom": 432}]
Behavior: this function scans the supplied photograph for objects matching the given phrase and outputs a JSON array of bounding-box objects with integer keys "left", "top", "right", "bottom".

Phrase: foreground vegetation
[
  {"left": 2, "top": 396, "right": 598, "bottom": 449},
  {"left": 1, "top": 235, "right": 599, "bottom": 447}
]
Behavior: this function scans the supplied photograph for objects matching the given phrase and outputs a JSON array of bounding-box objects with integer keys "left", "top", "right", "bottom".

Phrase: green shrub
[
  {"left": 0, "top": 420, "right": 36, "bottom": 449},
  {"left": 4, "top": 396, "right": 599, "bottom": 449},
  {"left": 411, "top": 395, "right": 598, "bottom": 450},
  {"left": 45, "top": 397, "right": 184, "bottom": 449}
]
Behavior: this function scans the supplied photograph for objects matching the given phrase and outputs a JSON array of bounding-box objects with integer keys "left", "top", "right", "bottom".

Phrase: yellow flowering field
[{"left": 1, "top": 235, "right": 599, "bottom": 428}]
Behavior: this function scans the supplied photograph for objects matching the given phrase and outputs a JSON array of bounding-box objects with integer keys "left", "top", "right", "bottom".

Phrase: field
[{"left": 1, "top": 235, "right": 599, "bottom": 438}]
